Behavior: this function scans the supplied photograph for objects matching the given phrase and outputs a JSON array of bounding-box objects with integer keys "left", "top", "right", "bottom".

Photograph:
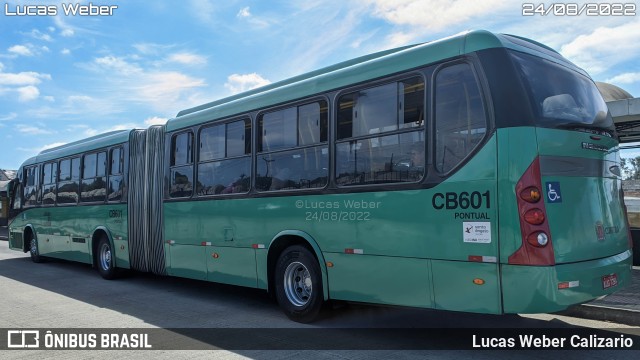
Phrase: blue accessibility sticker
[{"left": 545, "top": 182, "right": 562, "bottom": 203}]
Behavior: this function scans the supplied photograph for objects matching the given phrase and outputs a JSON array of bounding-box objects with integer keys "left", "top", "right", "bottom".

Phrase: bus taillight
[
  {"left": 508, "top": 157, "right": 555, "bottom": 265},
  {"left": 523, "top": 209, "right": 545, "bottom": 225},
  {"left": 527, "top": 231, "right": 549, "bottom": 247},
  {"left": 520, "top": 187, "right": 541, "bottom": 203}
]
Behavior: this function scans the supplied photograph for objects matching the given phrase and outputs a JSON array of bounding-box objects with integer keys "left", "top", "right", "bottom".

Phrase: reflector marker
[
  {"left": 558, "top": 280, "right": 580, "bottom": 290},
  {"left": 468, "top": 255, "right": 497, "bottom": 263},
  {"left": 345, "top": 248, "right": 364, "bottom": 254},
  {"left": 166, "top": 240, "right": 175, "bottom": 245},
  {"left": 252, "top": 244, "right": 266, "bottom": 249},
  {"left": 201, "top": 242, "right": 212, "bottom": 246}
]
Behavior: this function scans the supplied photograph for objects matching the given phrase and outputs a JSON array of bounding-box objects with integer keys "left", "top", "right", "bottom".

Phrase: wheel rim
[
  {"left": 283, "top": 261, "right": 312, "bottom": 307},
  {"left": 30, "top": 238, "right": 38, "bottom": 256},
  {"left": 99, "top": 243, "right": 111, "bottom": 271}
]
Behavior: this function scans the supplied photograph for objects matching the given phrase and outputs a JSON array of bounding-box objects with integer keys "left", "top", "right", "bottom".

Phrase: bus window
[
  {"left": 81, "top": 151, "right": 107, "bottom": 203},
  {"left": 170, "top": 131, "right": 194, "bottom": 198},
  {"left": 197, "top": 118, "right": 251, "bottom": 196},
  {"left": 434, "top": 63, "right": 487, "bottom": 174},
  {"left": 108, "top": 147, "right": 124, "bottom": 202},
  {"left": 42, "top": 162, "right": 57, "bottom": 205},
  {"left": 57, "top": 157, "right": 80, "bottom": 204},
  {"left": 256, "top": 101, "right": 328, "bottom": 192},
  {"left": 510, "top": 51, "right": 613, "bottom": 134},
  {"left": 23, "top": 166, "right": 39, "bottom": 207},
  {"left": 336, "top": 77, "right": 425, "bottom": 185}
]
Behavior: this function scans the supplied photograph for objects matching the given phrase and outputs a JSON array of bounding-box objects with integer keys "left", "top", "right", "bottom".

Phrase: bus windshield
[{"left": 510, "top": 51, "right": 614, "bottom": 134}]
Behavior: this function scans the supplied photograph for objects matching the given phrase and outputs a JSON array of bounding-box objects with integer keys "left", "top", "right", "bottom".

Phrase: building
[{"left": 596, "top": 82, "right": 640, "bottom": 143}]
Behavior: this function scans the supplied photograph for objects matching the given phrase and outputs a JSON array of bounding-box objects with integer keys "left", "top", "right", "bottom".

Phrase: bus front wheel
[
  {"left": 29, "top": 235, "right": 43, "bottom": 263},
  {"left": 96, "top": 237, "right": 117, "bottom": 280},
  {"left": 275, "top": 245, "right": 324, "bottom": 323}
]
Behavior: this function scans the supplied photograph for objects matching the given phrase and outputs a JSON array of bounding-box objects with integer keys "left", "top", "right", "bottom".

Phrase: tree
[{"left": 622, "top": 156, "right": 640, "bottom": 180}]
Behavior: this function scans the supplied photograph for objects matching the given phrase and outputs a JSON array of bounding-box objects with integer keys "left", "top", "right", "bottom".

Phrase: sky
[{"left": 0, "top": 0, "right": 639, "bottom": 170}]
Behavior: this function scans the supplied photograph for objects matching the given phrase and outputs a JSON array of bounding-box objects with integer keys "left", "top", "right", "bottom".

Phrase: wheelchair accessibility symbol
[{"left": 546, "top": 182, "right": 562, "bottom": 203}]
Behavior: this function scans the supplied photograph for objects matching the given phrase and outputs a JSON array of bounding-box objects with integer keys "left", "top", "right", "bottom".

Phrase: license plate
[{"left": 602, "top": 274, "right": 618, "bottom": 289}]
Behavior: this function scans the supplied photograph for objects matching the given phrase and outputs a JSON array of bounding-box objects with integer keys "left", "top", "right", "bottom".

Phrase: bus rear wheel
[
  {"left": 96, "top": 237, "right": 117, "bottom": 280},
  {"left": 275, "top": 245, "right": 324, "bottom": 323}
]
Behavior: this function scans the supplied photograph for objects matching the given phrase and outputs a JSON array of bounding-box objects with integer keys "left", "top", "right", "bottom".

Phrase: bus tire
[
  {"left": 29, "top": 235, "right": 43, "bottom": 263},
  {"left": 96, "top": 236, "right": 117, "bottom": 280},
  {"left": 274, "top": 245, "right": 324, "bottom": 323}
]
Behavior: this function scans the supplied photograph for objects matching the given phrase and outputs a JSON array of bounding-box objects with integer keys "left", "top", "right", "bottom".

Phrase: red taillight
[
  {"left": 509, "top": 157, "right": 555, "bottom": 266},
  {"left": 524, "top": 209, "right": 545, "bottom": 225}
]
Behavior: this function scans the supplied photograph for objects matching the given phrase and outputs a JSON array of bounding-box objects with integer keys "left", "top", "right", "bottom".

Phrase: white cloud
[
  {"left": 43, "top": 96, "right": 55, "bottom": 102},
  {"left": 8, "top": 45, "right": 33, "bottom": 56},
  {"left": 82, "top": 55, "right": 208, "bottom": 112},
  {"left": 7, "top": 43, "right": 50, "bottom": 57},
  {"left": 133, "top": 43, "right": 174, "bottom": 55},
  {"left": 61, "top": 48, "right": 71, "bottom": 55},
  {"left": 561, "top": 20, "right": 640, "bottom": 75},
  {"left": 93, "top": 56, "right": 142, "bottom": 76},
  {"left": 53, "top": 16, "right": 76, "bottom": 37},
  {"left": 606, "top": 73, "right": 640, "bottom": 85},
  {"left": 168, "top": 53, "right": 207, "bottom": 66},
  {"left": 0, "top": 69, "right": 50, "bottom": 102},
  {"left": 188, "top": 0, "right": 216, "bottom": 23},
  {"left": 25, "top": 94, "right": 124, "bottom": 119},
  {"left": 135, "top": 72, "right": 206, "bottom": 104},
  {"left": 144, "top": 116, "right": 168, "bottom": 126},
  {"left": 16, "top": 124, "right": 52, "bottom": 134},
  {"left": 26, "top": 29, "right": 53, "bottom": 42},
  {"left": 0, "top": 62, "right": 4, "bottom": 72},
  {"left": 47, "top": 27, "right": 55, "bottom": 33},
  {"left": 0, "top": 71, "right": 51, "bottom": 86},
  {"left": 0, "top": 112, "right": 17, "bottom": 121},
  {"left": 366, "top": 0, "right": 510, "bottom": 32},
  {"left": 237, "top": 6, "right": 251, "bottom": 18},
  {"left": 68, "top": 95, "right": 93, "bottom": 103},
  {"left": 41, "top": 142, "right": 67, "bottom": 151},
  {"left": 17, "top": 86, "right": 40, "bottom": 102},
  {"left": 224, "top": 73, "right": 271, "bottom": 94},
  {"left": 235, "top": 5, "right": 273, "bottom": 28}
]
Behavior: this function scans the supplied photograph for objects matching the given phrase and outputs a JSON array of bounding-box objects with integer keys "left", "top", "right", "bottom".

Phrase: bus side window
[
  {"left": 170, "top": 131, "right": 194, "bottom": 198},
  {"left": 57, "top": 157, "right": 80, "bottom": 204},
  {"left": 196, "top": 118, "right": 251, "bottom": 196},
  {"left": 434, "top": 63, "right": 487, "bottom": 174},
  {"left": 336, "top": 77, "right": 425, "bottom": 186},
  {"left": 108, "top": 147, "right": 124, "bottom": 202},
  {"left": 81, "top": 151, "right": 107, "bottom": 203},
  {"left": 257, "top": 100, "right": 328, "bottom": 192},
  {"left": 42, "top": 162, "right": 57, "bottom": 205},
  {"left": 23, "top": 165, "right": 39, "bottom": 207}
]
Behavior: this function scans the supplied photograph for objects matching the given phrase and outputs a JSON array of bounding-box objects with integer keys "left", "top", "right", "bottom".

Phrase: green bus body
[{"left": 7, "top": 30, "right": 632, "bottom": 321}]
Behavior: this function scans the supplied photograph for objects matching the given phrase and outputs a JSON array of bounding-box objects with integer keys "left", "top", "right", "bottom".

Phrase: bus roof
[
  {"left": 21, "top": 129, "right": 133, "bottom": 167},
  {"left": 167, "top": 30, "right": 581, "bottom": 132}
]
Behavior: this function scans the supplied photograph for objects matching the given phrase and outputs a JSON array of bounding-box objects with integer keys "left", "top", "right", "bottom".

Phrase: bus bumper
[{"left": 501, "top": 250, "right": 633, "bottom": 314}]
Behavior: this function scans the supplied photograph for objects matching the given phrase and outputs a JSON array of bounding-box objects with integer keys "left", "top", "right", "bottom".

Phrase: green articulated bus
[{"left": 6, "top": 30, "right": 633, "bottom": 322}]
